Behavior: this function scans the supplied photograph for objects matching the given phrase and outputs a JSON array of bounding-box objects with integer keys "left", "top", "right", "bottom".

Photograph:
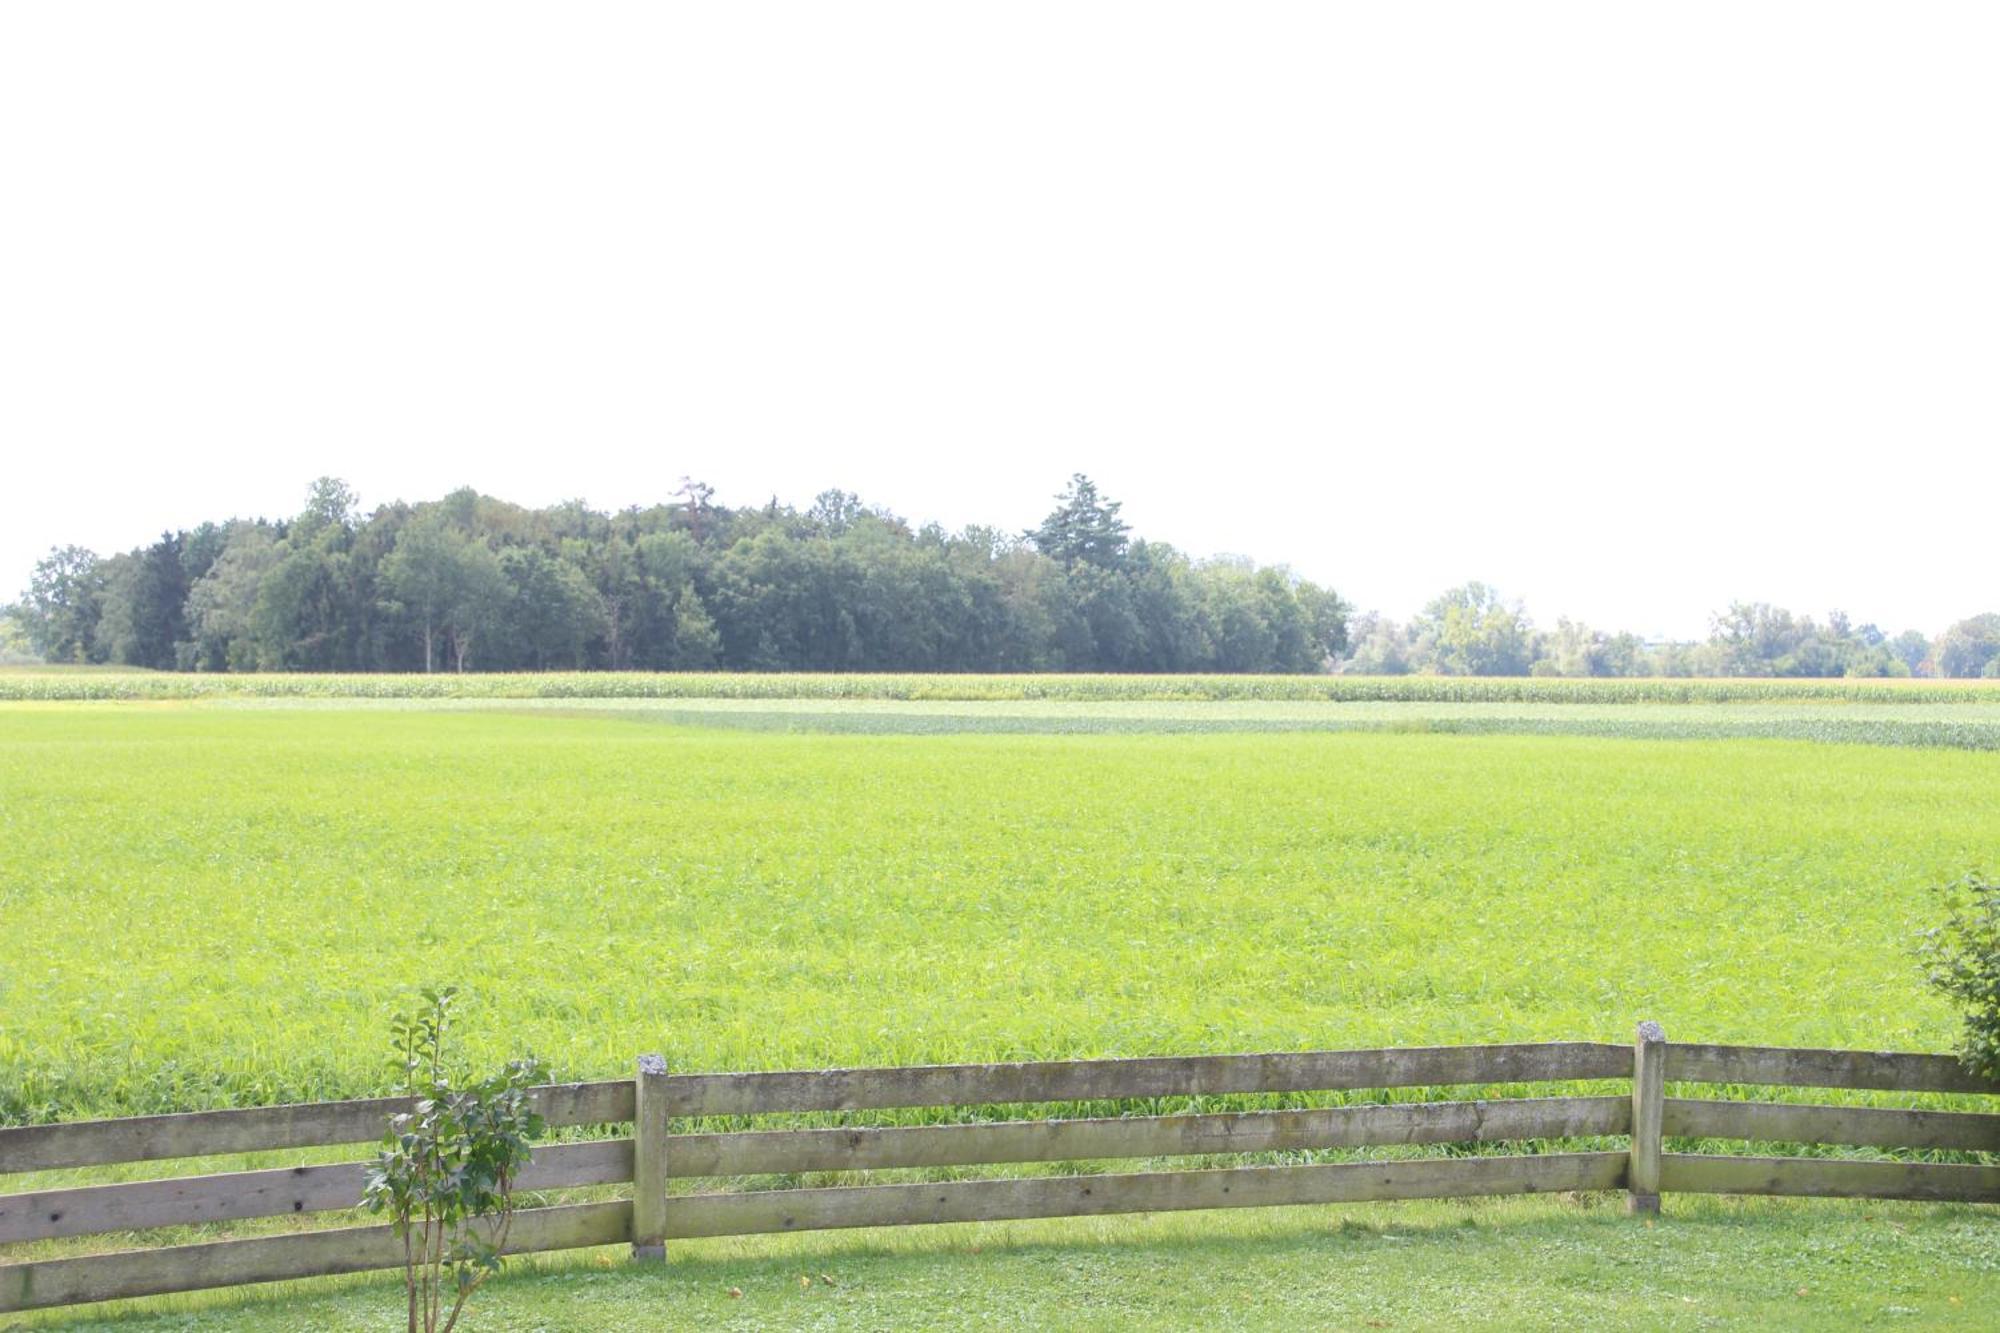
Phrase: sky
[{"left": 2, "top": 3, "right": 1994, "bottom": 642}]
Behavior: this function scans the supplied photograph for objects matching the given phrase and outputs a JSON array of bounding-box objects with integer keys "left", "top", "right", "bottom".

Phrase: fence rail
[{"left": 3, "top": 1027, "right": 1995, "bottom": 1313}]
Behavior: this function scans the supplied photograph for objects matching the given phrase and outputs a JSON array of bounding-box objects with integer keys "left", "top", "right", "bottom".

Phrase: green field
[{"left": 2, "top": 690, "right": 1997, "bottom": 1327}]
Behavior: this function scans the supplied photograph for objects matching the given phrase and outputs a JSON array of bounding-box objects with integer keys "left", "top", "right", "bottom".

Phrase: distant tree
[
  {"left": 1602, "top": 632, "right": 1649, "bottom": 677},
  {"left": 17, "top": 546, "right": 106, "bottom": 664},
  {"left": 297, "top": 476, "right": 359, "bottom": 537},
  {"left": 94, "top": 533, "right": 191, "bottom": 669},
  {"left": 0, "top": 606, "right": 37, "bottom": 664},
  {"left": 1936, "top": 614, "right": 2000, "bottom": 679},
  {"left": 1338, "top": 612, "right": 1413, "bottom": 675},
  {"left": 1122, "top": 542, "right": 1210, "bottom": 671},
  {"left": 1068, "top": 561, "right": 1146, "bottom": 668},
  {"left": 249, "top": 539, "right": 350, "bottom": 670},
  {"left": 441, "top": 544, "right": 506, "bottom": 673},
  {"left": 1294, "top": 580, "right": 1351, "bottom": 666},
  {"left": 497, "top": 548, "right": 605, "bottom": 670},
  {"left": 250, "top": 495, "right": 363, "bottom": 669},
  {"left": 1412, "top": 583, "right": 1533, "bottom": 676},
  {"left": 1707, "top": 602, "right": 1809, "bottom": 676},
  {"left": 584, "top": 536, "right": 640, "bottom": 670},
  {"left": 806, "top": 489, "right": 867, "bottom": 535},
  {"left": 380, "top": 514, "right": 505, "bottom": 673},
  {"left": 1533, "top": 618, "right": 1614, "bottom": 677},
  {"left": 184, "top": 524, "right": 281, "bottom": 670},
  {"left": 1028, "top": 474, "right": 1131, "bottom": 571},
  {"left": 669, "top": 582, "right": 722, "bottom": 669},
  {"left": 675, "top": 477, "right": 718, "bottom": 540},
  {"left": 1889, "top": 630, "right": 1934, "bottom": 676}
]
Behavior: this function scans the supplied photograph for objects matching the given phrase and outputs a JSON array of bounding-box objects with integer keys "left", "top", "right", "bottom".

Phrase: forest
[
  {"left": 6, "top": 477, "right": 1349, "bottom": 675},
  {"left": 7, "top": 475, "right": 1999, "bottom": 678}
]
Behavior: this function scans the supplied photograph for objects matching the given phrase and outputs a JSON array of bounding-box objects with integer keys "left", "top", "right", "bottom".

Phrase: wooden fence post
[
  {"left": 632, "top": 1053, "right": 669, "bottom": 1261},
  {"left": 1628, "top": 1021, "right": 1665, "bottom": 1215}
]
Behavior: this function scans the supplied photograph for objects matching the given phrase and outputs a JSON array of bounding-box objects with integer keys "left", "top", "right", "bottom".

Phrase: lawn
[
  {"left": 34, "top": 1197, "right": 2000, "bottom": 1331},
  {"left": 1, "top": 698, "right": 1996, "bottom": 1326}
]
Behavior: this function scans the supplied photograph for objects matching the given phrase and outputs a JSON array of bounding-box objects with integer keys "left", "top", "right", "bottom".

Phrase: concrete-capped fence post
[
  {"left": 632, "top": 1053, "right": 670, "bottom": 1260},
  {"left": 1628, "top": 1021, "right": 1666, "bottom": 1215}
]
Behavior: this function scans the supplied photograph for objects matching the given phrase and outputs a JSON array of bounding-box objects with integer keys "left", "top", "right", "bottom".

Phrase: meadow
[{"left": 2, "top": 689, "right": 1998, "bottom": 1326}]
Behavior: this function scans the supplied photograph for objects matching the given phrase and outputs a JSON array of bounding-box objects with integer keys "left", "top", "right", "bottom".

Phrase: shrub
[
  {"left": 1919, "top": 876, "right": 2000, "bottom": 1082},
  {"left": 363, "top": 988, "right": 544, "bottom": 1333}
]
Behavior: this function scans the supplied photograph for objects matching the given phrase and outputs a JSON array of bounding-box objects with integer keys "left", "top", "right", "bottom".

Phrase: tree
[
  {"left": 1338, "top": 613, "right": 1413, "bottom": 674},
  {"left": 1411, "top": 583, "right": 1533, "bottom": 676},
  {"left": 0, "top": 605, "right": 37, "bottom": 664},
  {"left": 675, "top": 477, "right": 718, "bottom": 540},
  {"left": 1936, "top": 614, "right": 2000, "bottom": 679},
  {"left": 381, "top": 514, "right": 504, "bottom": 673},
  {"left": 298, "top": 476, "right": 359, "bottom": 538},
  {"left": 441, "top": 544, "right": 506, "bottom": 673},
  {"left": 1028, "top": 475, "right": 1131, "bottom": 571},
  {"left": 1534, "top": 618, "right": 1613, "bottom": 677},
  {"left": 806, "top": 489, "right": 867, "bottom": 535},
  {"left": 17, "top": 546, "right": 106, "bottom": 663},
  {"left": 94, "top": 533, "right": 191, "bottom": 669},
  {"left": 1706, "top": 603, "right": 1809, "bottom": 676},
  {"left": 1889, "top": 630, "right": 1933, "bottom": 676},
  {"left": 1294, "top": 580, "right": 1351, "bottom": 666},
  {"left": 497, "top": 548, "right": 605, "bottom": 670},
  {"left": 669, "top": 583, "right": 722, "bottom": 669},
  {"left": 184, "top": 524, "right": 281, "bottom": 670},
  {"left": 251, "top": 529, "right": 355, "bottom": 670}
]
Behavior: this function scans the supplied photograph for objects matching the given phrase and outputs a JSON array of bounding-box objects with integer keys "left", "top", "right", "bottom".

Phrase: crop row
[{"left": 6, "top": 670, "right": 2000, "bottom": 704}]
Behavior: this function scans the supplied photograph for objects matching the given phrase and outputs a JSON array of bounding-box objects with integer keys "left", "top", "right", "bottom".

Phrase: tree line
[
  {"left": 1341, "top": 584, "right": 2000, "bottom": 679},
  {"left": 7, "top": 477, "right": 1998, "bottom": 678},
  {"left": 4, "top": 477, "right": 1349, "bottom": 674}
]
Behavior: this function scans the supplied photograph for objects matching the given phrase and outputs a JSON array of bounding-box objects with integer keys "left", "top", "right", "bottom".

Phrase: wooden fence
[{"left": 3, "top": 1025, "right": 1997, "bottom": 1313}]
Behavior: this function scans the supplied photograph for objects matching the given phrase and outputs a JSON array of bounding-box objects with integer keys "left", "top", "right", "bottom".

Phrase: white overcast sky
[{"left": 2, "top": 3, "right": 1994, "bottom": 641}]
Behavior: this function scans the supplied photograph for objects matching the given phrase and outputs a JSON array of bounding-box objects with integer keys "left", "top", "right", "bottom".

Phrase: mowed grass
[
  {"left": 3, "top": 702, "right": 1998, "bottom": 1328},
  {"left": 38, "top": 1198, "right": 2000, "bottom": 1331},
  {"left": 3, "top": 704, "right": 1996, "bottom": 1117}
]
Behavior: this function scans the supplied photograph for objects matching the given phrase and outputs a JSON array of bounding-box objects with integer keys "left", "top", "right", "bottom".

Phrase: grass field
[
  {"left": 2, "top": 689, "right": 1997, "bottom": 1327},
  {"left": 31, "top": 1198, "right": 2000, "bottom": 1331}
]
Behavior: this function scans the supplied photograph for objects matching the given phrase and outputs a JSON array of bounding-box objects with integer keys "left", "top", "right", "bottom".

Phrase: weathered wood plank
[
  {"left": 1627, "top": 1022, "right": 1666, "bottom": 1215},
  {"left": 0, "top": 1201, "right": 632, "bottom": 1313},
  {"left": 1659, "top": 1153, "right": 2000, "bottom": 1203},
  {"left": 673, "top": 1096, "right": 1631, "bottom": 1178},
  {"left": 1665, "top": 1099, "right": 2000, "bottom": 1152},
  {"left": 0, "top": 1081, "right": 633, "bottom": 1175},
  {"left": 632, "top": 1054, "right": 670, "bottom": 1261},
  {"left": 662, "top": 1044, "right": 1633, "bottom": 1116},
  {"left": 0, "top": 1140, "right": 632, "bottom": 1245},
  {"left": 665, "top": 1152, "right": 1629, "bottom": 1238},
  {"left": 1663, "top": 1046, "right": 1996, "bottom": 1094},
  {"left": 0, "top": 1098, "right": 1630, "bottom": 1244}
]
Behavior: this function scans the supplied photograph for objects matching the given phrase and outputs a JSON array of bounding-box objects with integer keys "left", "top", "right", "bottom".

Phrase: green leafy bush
[
  {"left": 1919, "top": 876, "right": 2000, "bottom": 1082},
  {"left": 363, "top": 988, "right": 544, "bottom": 1333}
]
